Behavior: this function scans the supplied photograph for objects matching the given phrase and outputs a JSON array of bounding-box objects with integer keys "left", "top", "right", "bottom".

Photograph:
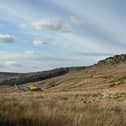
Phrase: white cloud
[
  {"left": 32, "top": 39, "right": 48, "bottom": 46},
  {"left": 0, "top": 50, "right": 115, "bottom": 73},
  {"left": 5, "top": 61, "right": 21, "bottom": 67},
  {"left": 5, "top": 61, "right": 16, "bottom": 65},
  {"left": 50, "top": 0, "right": 126, "bottom": 51},
  {"left": 0, "top": 0, "right": 125, "bottom": 73},
  {"left": 77, "top": 52, "right": 115, "bottom": 57},
  {"left": 0, "top": 51, "right": 76, "bottom": 72},
  {"left": 31, "top": 16, "right": 80, "bottom": 32},
  {"left": 0, "top": 34, "right": 14, "bottom": 43}
]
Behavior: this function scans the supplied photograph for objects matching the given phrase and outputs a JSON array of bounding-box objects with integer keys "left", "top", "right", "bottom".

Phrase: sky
[{"left": 0, "top": 0, "right": 126, "bottom": 72}]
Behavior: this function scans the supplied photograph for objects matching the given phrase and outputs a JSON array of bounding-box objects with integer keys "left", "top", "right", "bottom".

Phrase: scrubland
[
  {"left": 0, "top": 90, "right": 126, "bottom": 126},
  {"left": 1, "top": 62, "right": 126, "bottom": 126}
]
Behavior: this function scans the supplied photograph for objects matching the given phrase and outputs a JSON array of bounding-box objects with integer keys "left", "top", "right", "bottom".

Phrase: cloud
[
  {"left": 21, "top": 51, "right": 72, "bottom": 62},
  {"left": 32, "top": 39, "right": 48, "bottom": 46},
  {"left": 0, "top": 51, "right": 73, "bottom": 68},
  {"left": 5, "top": 61, "right": 22, "bottom": 67},
  {"left": 48, "top": 0, "right": 126, "bottom": 53},
  {"left": 1, "top": 0, "right": 126, "bottom": 72},
  {"left": 77, "top": 52, "right": 115, "bottom": 57},
  {"left": 0, "top": 51, "right": 80, "bottom": 72},
  {"left": 31, "top": 16, "right": 80, "bottom": 32},
  {"left": 0, "top": 34, "right": 14, "bottom": 43},
  {"left": 0, "top": 60, "right": 22, "bottom": 70}
]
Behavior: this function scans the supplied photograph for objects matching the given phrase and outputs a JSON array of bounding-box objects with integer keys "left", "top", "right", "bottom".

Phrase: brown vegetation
[
  {"left": 1, "top": 55, "right": 126, "bottom": 126},
  {"left": 0, "top": 91, "right": 126, "bottom": 126}
]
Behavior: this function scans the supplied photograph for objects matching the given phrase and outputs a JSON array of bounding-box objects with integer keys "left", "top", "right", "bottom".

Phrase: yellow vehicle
[
  {"left": 15, "top": 84, "right": 41, "bottom": 91},
  {"left": 28, "top": 84, "right": 41, "bottom": 91}
]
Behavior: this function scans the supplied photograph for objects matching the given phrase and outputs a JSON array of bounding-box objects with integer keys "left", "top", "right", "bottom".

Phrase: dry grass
[
  {"left": 1, "top": 91, "right": 126, "bottom": 126},
  {"left": 33, "top": 63, "right": 126, "bottom": 92},
  {"left": 1, "top": 63, "right": 126, "bottom": 126}
]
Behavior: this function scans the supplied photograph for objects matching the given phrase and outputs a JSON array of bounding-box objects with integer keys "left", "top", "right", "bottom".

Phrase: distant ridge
[{"left": 0, "top": 67, "right": 85, "bottom": 86}]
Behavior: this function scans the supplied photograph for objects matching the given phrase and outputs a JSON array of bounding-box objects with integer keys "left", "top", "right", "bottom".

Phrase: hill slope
[
  {"left": 1, "top": 54, "right": 126, "bottom": 126},
  {"left": 34, "top": 54, "right": 126, "bottom": 91},
  {"left": 0, "top": 67, "right": 86, "bottom": 86},
  {"left": 1, "top": 54, "right": 126, "bottom": 92}
]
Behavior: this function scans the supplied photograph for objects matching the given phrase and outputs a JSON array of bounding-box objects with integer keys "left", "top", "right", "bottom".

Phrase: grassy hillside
[
  {"left": 1, "top": 54, "right": 126, "bottom": 126},
  {"left": 1, "top": 54, "right": 126, "bottom": 89},
  {"left": 32, "top": 63, "right": 126, "bottom": 93}
]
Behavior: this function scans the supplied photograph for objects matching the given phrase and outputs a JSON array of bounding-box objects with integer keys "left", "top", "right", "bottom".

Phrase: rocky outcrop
[{"left": 98, "top": 54, "right": 126, "bottom": 65}]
